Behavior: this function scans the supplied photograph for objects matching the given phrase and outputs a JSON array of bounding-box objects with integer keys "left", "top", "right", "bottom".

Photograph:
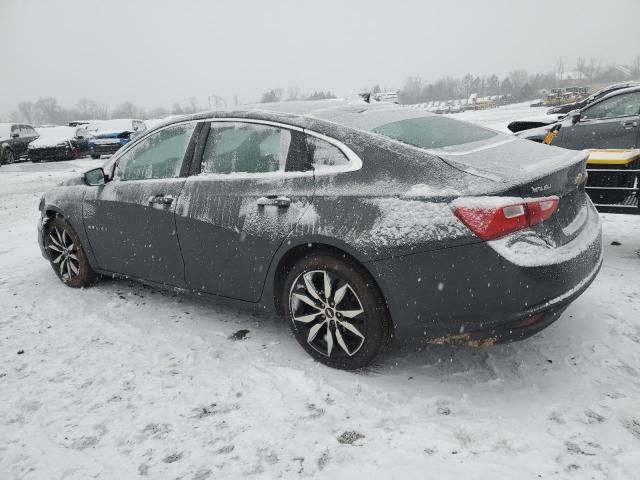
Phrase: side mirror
[
  {"left": 84, "top": 167, "right": 106, "bottom": 186},
  {"left": 11, "top": 132, "right": 19, "bottom": 138},
  {"left": 570, "top": 111, "right": 581, "bottom": 124}
]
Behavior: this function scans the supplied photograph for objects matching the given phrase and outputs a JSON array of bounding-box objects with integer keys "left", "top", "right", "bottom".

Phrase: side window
[
  {"left": 306, "top": 135, "right": 349, "bottom": 171},
  {"left": 115, "top": 123, "right": 196, "bottom": 181},
  {"left": 201, "top": 122, "right": 291, "bottom": 174},
  {"left": 582, "top": 92, "right": 640, "bottom": 120}
]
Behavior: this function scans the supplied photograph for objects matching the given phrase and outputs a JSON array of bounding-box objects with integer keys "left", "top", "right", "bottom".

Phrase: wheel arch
[
  {"left": 41, "top": 204, "right": 99, "bottom": 270},
  {"left": 264, "top": 236, "right": 390, "bottom": 322}
]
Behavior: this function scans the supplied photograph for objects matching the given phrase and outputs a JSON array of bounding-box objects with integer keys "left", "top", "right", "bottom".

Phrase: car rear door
[
  {"left": 175, "top": 119, "right": 315, "bottom": 302},
  {"left": 554, "top": 91, "right": 640, "bottom": 149},
  {"left": 83, "top": 122, "right": 199, "bottom": 286}
]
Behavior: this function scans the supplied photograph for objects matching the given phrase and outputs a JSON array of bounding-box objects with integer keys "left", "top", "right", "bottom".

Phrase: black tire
[
  {"left": 43, "top": 216, "right": 98, "bottom": 288},
  {"left": 2, "top": 149, "right": 14, "bottom": 165},
  {"left": 283, "top": 252, "right": 392, "bottom": 370},
  {"left": 90, "top": 154, "right": 100, "bottom": 159}
]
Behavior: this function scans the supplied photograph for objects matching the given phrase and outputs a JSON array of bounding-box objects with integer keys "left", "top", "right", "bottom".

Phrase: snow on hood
[
  {"left": 30, "top": 127, "right": 76, "bottom": 148},
  {"left": 29, "top": 137, "right": 72, "bottom": 148}
]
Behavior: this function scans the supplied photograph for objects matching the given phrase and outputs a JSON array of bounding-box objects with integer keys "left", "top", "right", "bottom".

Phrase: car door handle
[
  {"left": 256, "top": 195, "right": 291, "bottom": 207},
  {"left": 147, "top": 194, "right": 174, "bottom": 205},
  {"left": 621, "top": 121, "right": 638, "bottom": 129}
]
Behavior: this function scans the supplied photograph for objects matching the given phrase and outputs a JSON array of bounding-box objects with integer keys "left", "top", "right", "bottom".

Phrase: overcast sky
[{"left": 1, "top": 0, "right": 639, "bottom": 116}]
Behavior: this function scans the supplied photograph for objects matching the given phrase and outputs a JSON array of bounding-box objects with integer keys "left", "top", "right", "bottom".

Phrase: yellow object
[
  {"left": 587, "top": 149, "right": 640, "bottom": 165},
  {"left": 543, "top": 130, "right": 558, "bottom": 145}
]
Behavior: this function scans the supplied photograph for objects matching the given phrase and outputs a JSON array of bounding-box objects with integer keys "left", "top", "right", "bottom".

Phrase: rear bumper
[{"left": 366, "top": 205, "right": 603, "bottom": 342}]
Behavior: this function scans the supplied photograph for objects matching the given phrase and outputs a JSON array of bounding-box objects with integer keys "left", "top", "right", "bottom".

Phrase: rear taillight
[{"left": 452, "top": 196, "right": 559, "bottom": 241}]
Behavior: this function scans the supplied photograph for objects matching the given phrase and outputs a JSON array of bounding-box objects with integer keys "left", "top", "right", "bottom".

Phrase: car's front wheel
[
  {"left": 2, "top": 149, "right": 14, "bottom": 165},
  {"left": 283, "top": 252, "right": 392, "bottom": 370},
  {"left": 44, "top": 216, "right": 98, "bottom": 288}
]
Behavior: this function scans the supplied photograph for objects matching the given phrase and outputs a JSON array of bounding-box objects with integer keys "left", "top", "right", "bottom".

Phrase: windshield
[{"left": 371, "top": 116, "right": 497, "bottom": 149}]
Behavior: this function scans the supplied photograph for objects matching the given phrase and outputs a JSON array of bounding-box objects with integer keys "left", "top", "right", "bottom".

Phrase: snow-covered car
[
  {"left": 88, "top": 118, "right": 146, "bottom": 159},
  {"left": 38, "top": 101, "right": 602, "bottom": 370},
  {"left": 28, "top": 126, "right": 90, "bottom": 162},
  {"left": 0, "top": 123, "right": 39, "bottom": 165}
]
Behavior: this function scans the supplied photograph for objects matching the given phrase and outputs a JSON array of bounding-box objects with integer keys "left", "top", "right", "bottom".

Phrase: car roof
[
  {"left": 594, "top": 85, "right": 640, "bottom": 104},
  {"left": 165, "top": 99, "right": 437, "bottom": 133}
]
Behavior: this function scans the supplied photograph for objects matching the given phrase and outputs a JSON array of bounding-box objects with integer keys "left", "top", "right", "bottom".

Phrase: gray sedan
[{"left": 38, "top": 101, "right": 602, "bottom": 369}]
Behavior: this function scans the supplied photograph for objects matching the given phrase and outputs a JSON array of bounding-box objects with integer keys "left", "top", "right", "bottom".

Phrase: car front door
[
  {"left": 83, "top": 122, "right": 198, "bottom": 286},
  {"left": 13, "top": 125, "right": 28, "bottom": 157},
  {"left": 175, "top": 120, "right": 315, "bottom": 301},
  {"left": 554, "top": 91, "right": 640, "bottom": 149}
]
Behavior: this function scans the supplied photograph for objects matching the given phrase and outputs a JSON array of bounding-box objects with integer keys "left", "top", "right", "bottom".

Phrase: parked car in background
[
  {"left": 521, "top": 86, "right": 640, "bottom": 150},
  {"left": 68, "top": 120, "right": 92, "bottom": 127},
  {"left": 507, "top": 82, "right": 640, "bottom": 133},
  {"left": 0, "top": 123, "right": 39, "bottom": 165},
  {"left": 38, "top": 102, "right": 602, "bottom": 369},
  {"left": 547, "top": 82, "right": 640, "bottom": 115},
  {"left": 88, "top": 118, "right": 146, "bottom": 159},
  {"left": 28, "top": 126, "right": 91, "bottom": 162},
  {"left": 518, "top": 86, "right": 640, "bottom": 205}
]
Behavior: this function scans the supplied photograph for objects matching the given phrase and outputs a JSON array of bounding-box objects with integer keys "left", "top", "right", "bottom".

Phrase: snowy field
[{"left": 1, "top": 104, "right": 640, "bottom": 479}]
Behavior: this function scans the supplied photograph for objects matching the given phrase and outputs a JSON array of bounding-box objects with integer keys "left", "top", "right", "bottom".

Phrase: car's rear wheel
[
  {"left": 44, "top": 216, "right": 98, "bottom": 288},
  {"left": 283, "top": 253, "right": 392, "bottom": 370}
]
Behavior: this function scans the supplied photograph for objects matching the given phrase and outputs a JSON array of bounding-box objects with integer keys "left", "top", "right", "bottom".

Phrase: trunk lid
[{"left": 433, "top": 136, "right": 590, "bottom": 246}]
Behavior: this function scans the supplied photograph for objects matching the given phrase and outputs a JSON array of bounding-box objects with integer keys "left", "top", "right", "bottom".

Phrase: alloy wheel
[
  {"left": 5, "top": 151, "right": 14, "bottom": 164},
  {"left": 289, "top": 270, "right": 366, "bottom": 358},
  {"left": 47, "top": 226, "right": 80, "bottom": 281}
]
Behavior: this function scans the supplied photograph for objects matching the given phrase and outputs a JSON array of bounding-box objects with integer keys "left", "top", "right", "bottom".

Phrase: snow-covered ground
[{"left": 1, "top": 107, "right": 640, "bottom": 479}]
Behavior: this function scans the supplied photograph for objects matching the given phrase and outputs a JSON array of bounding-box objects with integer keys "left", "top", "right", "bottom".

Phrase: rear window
[{"left": 371, "top": 116, "right": 497, "bottom": 149}]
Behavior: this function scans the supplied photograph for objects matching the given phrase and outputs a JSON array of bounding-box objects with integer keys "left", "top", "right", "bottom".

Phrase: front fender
[{"left": 39, "top": 187, "right": 99, "bottom": 270}]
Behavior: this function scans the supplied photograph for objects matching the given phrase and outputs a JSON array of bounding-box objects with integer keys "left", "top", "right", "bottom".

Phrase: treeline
[
  {"left": 7, "top": 97, "right": 211, "bottom": 126},
  {"left": 259, "top": 88, "right": 336, "bottom": 103},
  {"left": 7, "top": 87, "right": 337, "bottom": 125},
  {"left": 399, "top": 55, "right": 640, "bottom": 105}
]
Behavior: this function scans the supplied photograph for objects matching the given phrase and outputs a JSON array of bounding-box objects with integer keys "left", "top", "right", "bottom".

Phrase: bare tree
[
  {"left": 260, "top": 88, "right": 284, "bottom": 103},
  {"left": 111, "top": 101, "right": 140, "bottom": 118},
  {"left": 509, "top": 70, "right": 528, "bottom": 91},
  {"left": 17, "top": 101, "right": 34, "bottom": 123},
  {"left": 398, "top": 76, "right": 423, "bottom": 104},
  {"left": 34, "top": 97, "right": 64, "bottom": 125},
  {"left": 576, "top": 57, "right": 586, "bottom": 76},
  {"left": 631, "top": 55, "right": 640, "bottom": 78},
  {"left": 286, "top": 87, "right": 300, "bottom": 101},
  {"left": 461, "top": 73, "right": 474, "bottom": 98},
  {"left": 555, "top": 58, "right": 565, "bottom": 84}
]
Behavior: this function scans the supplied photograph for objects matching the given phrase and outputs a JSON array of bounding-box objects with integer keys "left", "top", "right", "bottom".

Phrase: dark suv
[{"left": 0, "top": 123, "right": 39, "bottom": 165}]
